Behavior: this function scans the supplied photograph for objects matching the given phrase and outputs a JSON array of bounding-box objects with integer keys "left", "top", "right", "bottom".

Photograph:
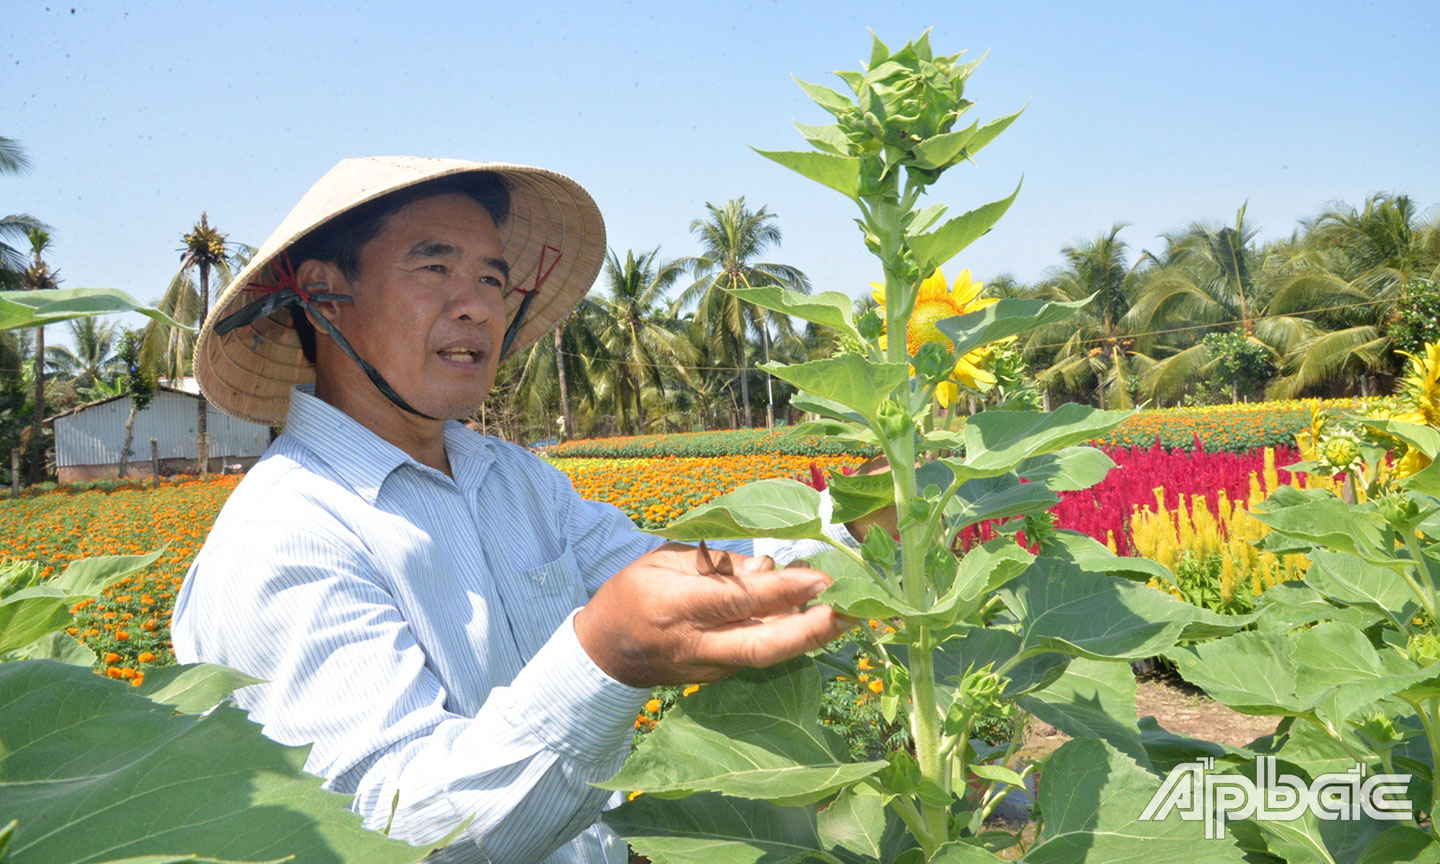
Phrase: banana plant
[{"left": 599, "top": 33, "right": 1255, "bottom": 863}]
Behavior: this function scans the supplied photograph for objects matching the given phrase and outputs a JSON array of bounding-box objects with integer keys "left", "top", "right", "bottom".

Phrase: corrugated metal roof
[{"left": 52, "top": 389, "right": 271, "bottom": 467}]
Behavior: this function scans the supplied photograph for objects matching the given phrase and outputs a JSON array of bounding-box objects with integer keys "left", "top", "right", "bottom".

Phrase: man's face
[{"left": 321, "top": 192, "right": 510, "bottom": 420}]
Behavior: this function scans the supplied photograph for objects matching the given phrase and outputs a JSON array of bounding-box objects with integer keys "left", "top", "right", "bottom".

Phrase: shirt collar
[{"left": 284, "top": 384, "right": 495, "bottom": 505}]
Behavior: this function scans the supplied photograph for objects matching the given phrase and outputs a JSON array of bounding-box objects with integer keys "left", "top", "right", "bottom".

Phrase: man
[{"left": 172, "top": 157, "right": 864, "bottom": 863}]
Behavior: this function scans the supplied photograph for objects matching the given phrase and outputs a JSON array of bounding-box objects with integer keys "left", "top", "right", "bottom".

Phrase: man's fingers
[
  {"left": 685, "top": 567, "right": 831, "bottom": 626},
  {"left": 697, "top": 604, "right": 849, "bottom": 669}
]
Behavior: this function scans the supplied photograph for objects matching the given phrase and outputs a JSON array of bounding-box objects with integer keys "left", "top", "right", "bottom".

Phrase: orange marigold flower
[
  {"left": 867, "top": 618, "right": 881, "bottom": 629},
  {"left": 131, "top": 675, "right": 144, "bottom": 687},
  {"left": 120, "top": 668, "right": 137, "bottom": 680},
  {"left": 868, "top": 679, "right": 885, "bottom": 694},
  {"left": 857, "top": 657, "right": 874, "bottom": 671},
  {"left": 105, "top": 666, "right": 122, "bottom": 678},
  {"left": 115, "top": 630, "right": 130, "bottom": 641},
  {"left": 644, "top": 698, "right": 662, "bottom": 714},
  {"left": 138, "top": 651, "right": 156, "bottom": 664},
  {"left": 104, "top": 652, "right": 120, "bottom": 664}
]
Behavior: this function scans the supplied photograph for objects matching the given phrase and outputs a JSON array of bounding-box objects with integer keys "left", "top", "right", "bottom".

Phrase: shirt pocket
[{"left": 509, "top": 541, "right": 585, "bottom": 657}]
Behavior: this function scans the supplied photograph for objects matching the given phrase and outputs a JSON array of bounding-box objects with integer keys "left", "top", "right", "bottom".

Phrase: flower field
[
  {"left": 0, "top": 400, "right": 1368, "bottom": 670},
  {"left": 549, "top": 453, "right": 870, "bottom": 528},
  {"left": 0, "top": 475, "right": 241, "bottom": 679},
  {"left": 1088, "top": 397, "right": 1369, "bottom": 451}
]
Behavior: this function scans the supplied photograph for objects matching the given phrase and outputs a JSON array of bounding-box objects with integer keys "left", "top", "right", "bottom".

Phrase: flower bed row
[
  {"left": 546, "top": 398, "right": 1370, "bottom": 459},
  {"left": 1087, "top": 397, "right": 1367, "bottom": 451},
  {"left": 542, "top": 427, "right": 880, "bottom": 459}
]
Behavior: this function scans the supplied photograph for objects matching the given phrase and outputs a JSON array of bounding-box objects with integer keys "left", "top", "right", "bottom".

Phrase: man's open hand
[{"left": 573, "top": 542, "right": 850, "bottom": 687}]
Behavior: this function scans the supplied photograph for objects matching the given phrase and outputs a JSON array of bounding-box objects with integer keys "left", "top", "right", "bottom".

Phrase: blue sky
[{"left": 5, "top": 1, "right": 1438, "bottom": 343}]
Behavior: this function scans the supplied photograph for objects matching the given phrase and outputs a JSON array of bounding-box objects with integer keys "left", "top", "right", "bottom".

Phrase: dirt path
[{"left": 1020, "top": 676, "right": 1279, "bottom": 762}]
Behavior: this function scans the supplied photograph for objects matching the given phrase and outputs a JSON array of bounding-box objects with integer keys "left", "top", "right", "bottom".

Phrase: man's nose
[{"left": 450, "top": 278, "right": 500, "bottom": 324}]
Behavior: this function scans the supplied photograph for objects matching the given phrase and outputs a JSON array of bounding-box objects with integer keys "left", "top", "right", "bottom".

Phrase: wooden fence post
[
  {"left": 10, "top": 448, "right": 18, "bottom": 496},
  {"left": 150, "top": 438, "right": 160, "bottom": 490}
]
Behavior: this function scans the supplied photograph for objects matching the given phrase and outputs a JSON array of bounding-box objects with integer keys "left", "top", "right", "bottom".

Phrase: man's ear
[{"left": 294, "top": 259, "right": 346, "bottom": 326}]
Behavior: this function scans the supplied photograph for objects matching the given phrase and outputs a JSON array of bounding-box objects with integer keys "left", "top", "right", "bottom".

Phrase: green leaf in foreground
[
  {"left": 650, "top": 479, "right": 822, "bottom": 542},
  {"left": 936, "top": 296, "right": 1090, "bottom": 360},
  {"left": 0, "top": 288, "right": 184, "bottom": 332},
  {"left": 724, "top": 286, "right": 861, "bottom": 341},
  {"left": 0, "top": 660, "right": 436, "bottom": 864},
  {"left": 0, "top": 549, "right": 166, "bottom": 654},
  {"left": 596, "top": 658, "right": 885, "bottom": 806},
  {"left": 753, "top": 149, "right": 861, "bottom": 199},
  {"left": 132, "top": 663, "right": 265, "bottom": 714},
  {"left": 1002, "top": 560, "right": 1254, "bottom": 662},
  {"left": 762, "top": 354, "right": 909, "bottom": 423},
  {"left": 1022, "top": 739, "right": 1246, "bottom": 863},
  {"left": 1017, "top": 658, "right": 1148, "bottom": 769},
  {"left": 603, "top": 792, "right": 823, "bottom": 864},
  {"left": 962, "top": 404, "right": 1132, "bottom": 472},
  {"left": 906, "top": 179, "right": 1021, "bottom": 273}
]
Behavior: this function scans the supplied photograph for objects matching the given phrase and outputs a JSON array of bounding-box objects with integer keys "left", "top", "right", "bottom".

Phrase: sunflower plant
[
  {"left": 599, "top": 33, "right": 1259, "bottom": 863},
  {"left": 1147, "top": 341, "right": 1440, "bottom": 858}
]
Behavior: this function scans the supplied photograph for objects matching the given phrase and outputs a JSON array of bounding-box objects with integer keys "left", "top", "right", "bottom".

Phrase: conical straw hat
[{"left": 194, "top": 156, "right": 605, "bottom": 425}]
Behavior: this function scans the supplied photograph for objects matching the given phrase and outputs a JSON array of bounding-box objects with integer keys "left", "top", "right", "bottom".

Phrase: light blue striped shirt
[{"left": 171, "top": 385, "right": 853, "bottom": 863}]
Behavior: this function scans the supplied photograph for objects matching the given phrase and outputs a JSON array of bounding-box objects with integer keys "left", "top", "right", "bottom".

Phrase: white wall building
[{"left": 50, "top": 385, "right": 272, "bottom": 482}]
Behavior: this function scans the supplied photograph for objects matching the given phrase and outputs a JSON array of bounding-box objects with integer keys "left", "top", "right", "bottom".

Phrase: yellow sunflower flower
[
  {"left": 869, "top": 267, "right": 1000, "bottom": 405},
  {"left": 1395, "top": 342, "right": 1440, "bottom": 428},
  {"left": 1384, "top": 342, "right": 1440, "bottom": 480}
]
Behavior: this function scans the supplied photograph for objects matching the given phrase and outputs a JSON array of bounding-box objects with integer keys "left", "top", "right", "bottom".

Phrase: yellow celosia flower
[{"left": 869, "top": 267, "right": 1000, "bottom": 405}]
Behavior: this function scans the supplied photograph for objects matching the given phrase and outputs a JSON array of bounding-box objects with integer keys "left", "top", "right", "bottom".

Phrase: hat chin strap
[
  {"left": 300, "top": 292, "right": 442, "bottom": 421},
  {"left": 325, "top": 290, "right": 535, "bottom": 423}
]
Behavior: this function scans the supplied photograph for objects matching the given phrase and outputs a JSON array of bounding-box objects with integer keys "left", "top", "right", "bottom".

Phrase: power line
[
  {"left": 1024, "top": 295, "right": 1395, "bottom": 351},
  {"left": 541, "top": 295, "right": 1400, "bottom": 373}
]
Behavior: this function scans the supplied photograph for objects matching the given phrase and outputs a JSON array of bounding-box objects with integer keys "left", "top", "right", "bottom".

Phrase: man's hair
[{"left": 286, "top": 172, "right": 512, "bottom": 363}]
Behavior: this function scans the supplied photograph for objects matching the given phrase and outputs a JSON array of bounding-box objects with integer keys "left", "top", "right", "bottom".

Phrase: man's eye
[
  {"left": 480, "top": 275, "right": 504, "bottom": 288},
  {"left": 424, "top": 264, "right": 448, "bottom": 274}
]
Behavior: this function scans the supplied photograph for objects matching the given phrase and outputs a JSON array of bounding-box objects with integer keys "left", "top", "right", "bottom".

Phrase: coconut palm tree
[
  {"left": 1264, "top": 193, "right": 1440, "bottom": 396},
  {"left": 139, "top": 214, "right": 249, "bottom": 473},
  {"left": 0, "top": 137, "right": 47, "bottom": 291},
  {"left": 674, "top": 199, "right": 809, "bottom": 428},
  {"left": 1126, "top": 206, "right": 1319, "bottom": 404},
  {"left": 21, "top": 228, "right": 57, "bottom": 482},
  {"left": 589, "top": 248, "right": 694, "bottom": 435},
  {"left": 512, "top": 298, "right": 608, "bottom": 440},
  {"left": 45, "top": 316, "right": 120, "bottom": 390},
  {"left": 1027, "top": 223, "right": 1153, "bottom": 409}
]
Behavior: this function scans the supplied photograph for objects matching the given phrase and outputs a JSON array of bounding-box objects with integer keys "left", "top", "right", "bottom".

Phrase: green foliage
[
  {"left": 1389, "top": 279, "right": 1440, "bottom": 357},
  {"left": 117, "top": 328, "right": 154, "bottom": 412},
  {"left": 1202, "top": 330, "right": 1277, "bottom": 401},
  {"left": 0, "top": 661, "right": 448, "bottom": 863},
  {"left": 0, "top": 287, "right": 183, "bottom": 332},
  {"left": 1169, "top": 552, "right": 1257, "bottom": 615}
]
